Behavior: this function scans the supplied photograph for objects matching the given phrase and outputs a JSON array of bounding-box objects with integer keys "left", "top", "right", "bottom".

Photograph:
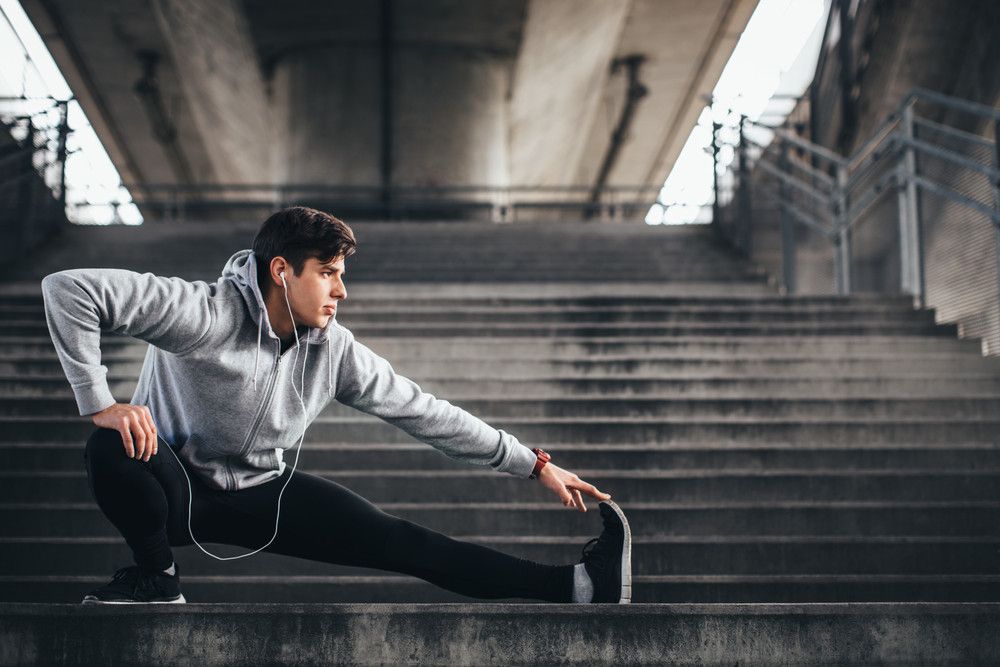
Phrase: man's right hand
[{"left": 90, "top": 403, "right": 158, "bottom": 462}]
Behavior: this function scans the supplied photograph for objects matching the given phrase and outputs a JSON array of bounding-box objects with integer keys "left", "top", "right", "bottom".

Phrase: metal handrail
[
  {"left": 908, "top": 173, "right": 1000, "bottom": 225},
  {"left": 749, "top": 121, "right": 847, "bottom": 167},
  {"left": 844, "top": 167, "right": 900, "bottom": 224},
  {"left": 845, "top": 111, "right": 902, "bottom": 169},
  {"left": 755, "top": 182, "right": 835, "bottom": 238},
  {"left": 907, "top": 87, "right": 1000, "bottom": 121},
  {"left": 897, "top": 136, "right": 1000, "bottom": 182},
  {"left": 717, "top": 86, "right": 1000, "bottom": 311},
  {"left": 755, "top": 159, "right": 831, "bottom": 204},
  {"left": 913, "top": 116, "right": 995, "bottom": 149},
  {"left": 845, "top": 138, "right": 901, "bottom": 192},
  {"left": 123, "top": 183, "right": 669, "bottom": 195}
]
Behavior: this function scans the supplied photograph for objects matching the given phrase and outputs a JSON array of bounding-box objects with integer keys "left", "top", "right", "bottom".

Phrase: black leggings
[{"left": 83, "top": 427, "right": 573, "bottom": 602}]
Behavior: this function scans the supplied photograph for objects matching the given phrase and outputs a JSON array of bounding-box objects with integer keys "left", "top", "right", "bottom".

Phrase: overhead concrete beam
[
  {"left": 149, "top": 0, "right": 273, "bottom": 183},
  {"left": 601, "top": 0, "right": 755, "bottom": 189},
  {"left": 507, "top": 0, "right": 632, "bottom": 187}
]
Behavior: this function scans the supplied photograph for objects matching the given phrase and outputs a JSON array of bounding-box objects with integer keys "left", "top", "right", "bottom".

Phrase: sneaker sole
[
  {"left": 601, "top": 500, "right": 632, "bottom": 604},
  {"left": 81, "top": 594, "right": 186, "bottom": 604}
]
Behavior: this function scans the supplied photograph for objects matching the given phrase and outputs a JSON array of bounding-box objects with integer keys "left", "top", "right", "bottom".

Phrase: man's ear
[{"left": 269, "top": 257, "right": 290, "bottom": 286}]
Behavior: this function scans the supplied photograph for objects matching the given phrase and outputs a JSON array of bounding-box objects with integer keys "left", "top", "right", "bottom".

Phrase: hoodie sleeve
[
  {"left": 40, "top": 268, "right": 215, "bottom": 417},
  {"left": 334, "top": 329, "right": 538, "bottom": 479}
]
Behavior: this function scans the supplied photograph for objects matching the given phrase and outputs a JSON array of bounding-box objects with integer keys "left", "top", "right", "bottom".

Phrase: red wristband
[{"left": 528, "top": 447, "right": 551, "bottom": 480}]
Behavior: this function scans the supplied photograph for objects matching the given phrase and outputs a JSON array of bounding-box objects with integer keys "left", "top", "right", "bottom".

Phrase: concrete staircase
[{"left": 1, "top": 220, "right": 999, "bottom": 664}]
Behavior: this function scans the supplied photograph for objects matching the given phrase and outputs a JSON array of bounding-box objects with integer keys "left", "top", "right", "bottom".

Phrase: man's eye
[{"left": 322, "top": 272, "right": 332, "bottom": 277}]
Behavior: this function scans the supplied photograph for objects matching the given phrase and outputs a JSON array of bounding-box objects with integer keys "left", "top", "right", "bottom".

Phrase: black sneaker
[
  {"left": 578, "top": 500, "right": 632, "bottom": 603},
  {"left": 81, "top": 563, "right": 186, "bottom": 604}
]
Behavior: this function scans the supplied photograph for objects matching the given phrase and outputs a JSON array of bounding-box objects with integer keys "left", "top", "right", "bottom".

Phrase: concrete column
[
  {"left": 270, "top": 47, "right": 381, "bottom": 186},
  {"left": 272, "top": 45, "right": 510, "bottom": 190},
  {"left": 393, "top": 47, "right": 509, "bottom": 187},
  {"left": 150, "top": 0, "right": 273, "bottom": 184}
]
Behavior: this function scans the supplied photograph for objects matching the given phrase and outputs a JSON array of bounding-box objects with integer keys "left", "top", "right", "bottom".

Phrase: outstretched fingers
[
  {"left": 566, "top": 476, "right": 612, "bottom": 512},
  {"left": 571, "top": 477, "right": 611, "bottom": 502}
]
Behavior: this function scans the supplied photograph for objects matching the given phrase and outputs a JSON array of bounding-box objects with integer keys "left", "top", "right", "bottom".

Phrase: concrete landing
[{"left": 1, "top": 603, "right": 998, "bottom": 665}]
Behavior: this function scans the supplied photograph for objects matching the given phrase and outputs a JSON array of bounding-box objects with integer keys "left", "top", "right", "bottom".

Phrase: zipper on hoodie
[{"left": 231, "top": 345, "right": 283, "bottom": 489}]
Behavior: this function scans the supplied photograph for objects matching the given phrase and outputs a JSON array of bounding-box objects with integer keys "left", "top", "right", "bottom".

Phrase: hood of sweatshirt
[{"left": 222, "top": 248, "right": 336, "bottom": 395}]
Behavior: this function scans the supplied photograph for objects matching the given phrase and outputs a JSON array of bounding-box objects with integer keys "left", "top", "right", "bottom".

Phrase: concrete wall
[{"left": 264, "top": 0, "right": 521, "bottom": 190}]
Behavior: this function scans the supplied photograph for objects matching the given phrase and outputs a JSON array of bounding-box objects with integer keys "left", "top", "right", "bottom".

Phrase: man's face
[{"left": 282, "top": 255, "right": 348, "bottom": 328}]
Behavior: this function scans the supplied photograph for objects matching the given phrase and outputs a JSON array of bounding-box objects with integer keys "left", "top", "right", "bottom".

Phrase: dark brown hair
[{"left": 252, "top": 206, "right": 357, "bottom": 289}]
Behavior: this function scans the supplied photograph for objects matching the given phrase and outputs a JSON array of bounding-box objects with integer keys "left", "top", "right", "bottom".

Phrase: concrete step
[
  {"left": 1, "top": 602, "right": 998, "bottom": 665},
  {"left": 355, "top": 336, "right": 986, "bottom": 355},
  {"left": 9, "top": 278, "right": 782, "bottom": 298},
  {"left": 4, "top": 469, "right": 998, "bottom": 504},
  {"left": 8, "top": 376, "right": 1000, "bottom": 399},
  {"left": 5, "top": 395, "right": 1000, "bottom": 419},
  {"left": 4, "top": 415, "right": 999, "bottom": 445},
  {"left": 2, "top": 574, "right": 1000, "bottom": 604},
  {"left": 0, "top": 333, "right": 983, "bottom": 356},
  {"left": 0, "top": 320, "right": 961, "bottom": 338},
  {"left": 326, "top": 270, "right": 770, "bottom": 282},
  {"left": 6, "top": 442, "right": 997, "bottom": 472},
  {"left": 336, "top": 308, "right": 943, "bottom": 325},
  {"left": 0, "top": 294, "right": 914, "bottom": 308},
  {"left": 2, "top": 294, "right": 920, "bottom": 308},
  {"left": 4, "top": 535, "right": 999, "bottom": 577},
  {"left": 3, "top": 347, "right": 994, "bottom": 365},
  {"left": 4, "top": 342, "right": 988, "bottom": 360},
  {"left": 332, "top": 322, "right": 964, "bottom": 337},
  {"left": 6, "top": 356, "right": 996, "bottom": 378},
  {"left": 4, "top": 502, "right": 998, "bottom": 537},
  {"left": 5, "top": 305, "right": 942, "bottom": 324}
]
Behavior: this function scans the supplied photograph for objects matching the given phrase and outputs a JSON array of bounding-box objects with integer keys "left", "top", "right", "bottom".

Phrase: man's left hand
[{"left": 536, "top": 462, "right": 611, "bottom": 512}]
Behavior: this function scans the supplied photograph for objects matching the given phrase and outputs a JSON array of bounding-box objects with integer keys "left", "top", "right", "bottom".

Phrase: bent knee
[{"left": 85, "top": 427, "right": 127, "bottom": 462}]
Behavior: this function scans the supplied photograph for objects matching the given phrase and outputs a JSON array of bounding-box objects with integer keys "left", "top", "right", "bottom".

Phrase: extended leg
[{"left": 247, "top": 469, "right": 574, "bottom": 602}]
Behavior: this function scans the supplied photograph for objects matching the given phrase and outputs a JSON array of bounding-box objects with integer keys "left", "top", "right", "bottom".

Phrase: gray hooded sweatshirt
[{"left": 40, "top": 248, "right": 538, "bottom": 490}]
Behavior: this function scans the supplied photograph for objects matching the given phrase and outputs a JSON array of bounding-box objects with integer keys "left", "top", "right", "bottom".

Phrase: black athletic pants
[{"left": 83, "top": 427, "right": 574, "bottom": 602}]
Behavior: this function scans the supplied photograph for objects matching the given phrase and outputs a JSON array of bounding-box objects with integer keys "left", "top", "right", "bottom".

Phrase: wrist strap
[{"left": 529, "top": 447, "right": 551, "bottom": 479}]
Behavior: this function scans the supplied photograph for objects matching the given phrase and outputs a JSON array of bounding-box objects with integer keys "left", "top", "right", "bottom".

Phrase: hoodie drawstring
[{"left": 253, "top": 311, "right": 262, "bottom": 391}]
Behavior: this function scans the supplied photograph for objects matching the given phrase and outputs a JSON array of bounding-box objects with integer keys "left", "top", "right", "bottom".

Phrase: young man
[{"left": 40, "top": 206, "right": 632, "bottom": 605}]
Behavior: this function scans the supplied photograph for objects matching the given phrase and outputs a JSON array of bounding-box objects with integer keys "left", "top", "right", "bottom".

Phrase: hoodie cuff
[
  {"left": 71, "top": 379, "right": 117, "bottom": 416},
  {"left": 492, "top": 429, "right": 540, "bottom": 479}
]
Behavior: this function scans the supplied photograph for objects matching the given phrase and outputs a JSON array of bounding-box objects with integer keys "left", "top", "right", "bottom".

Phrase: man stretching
[{"left": 41, "top": 206, "right": 632, "bottom": 605}]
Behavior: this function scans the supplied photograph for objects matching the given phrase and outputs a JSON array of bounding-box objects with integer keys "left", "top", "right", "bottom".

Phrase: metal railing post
[
  {"left": 896, "top": 167, "right": 914, "bottom": 297},
  {"left": 993, "top": 118, "right": 1000, "bottom": 328},
  {"left": 899, "top": 102, "right": 925, "bottom": 306},
  {"left": 737, "top": 114, "right": 753, "bottom": 255},
  {"left": 55, "top": 100, "right": 69, "bottom": 211},
  {"left": 834, "top": 163, "right": 851, "bottom": 294},
  {"left": 711, "top": 120, "right": 721, "bottom": 226},
  {"left": 778, "top": 139, "right": 796, "bottom": 293}
]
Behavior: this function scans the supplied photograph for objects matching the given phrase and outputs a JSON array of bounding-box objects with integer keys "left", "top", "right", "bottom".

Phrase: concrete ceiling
[{"left": 20, "top": 0, "right": 756, "bottom": 200}]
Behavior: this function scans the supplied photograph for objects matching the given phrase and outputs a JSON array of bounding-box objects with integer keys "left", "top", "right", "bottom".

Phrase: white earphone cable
[{"left": 162, "top": 269, "right": 309, "bottom": 560}]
